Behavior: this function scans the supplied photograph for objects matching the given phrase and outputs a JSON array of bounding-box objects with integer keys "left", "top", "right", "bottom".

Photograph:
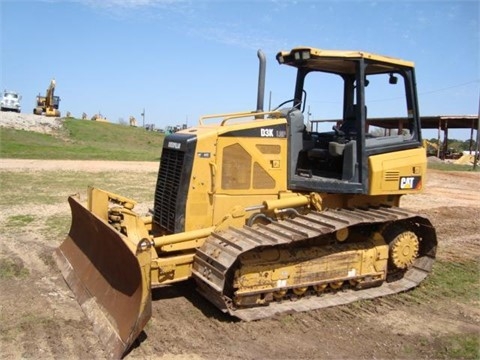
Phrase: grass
[
  {"left": 436, "top": 334, "right": 480, "bottom": 359},
  {"left": 353, "top": 259, "right": 480, "bottom": 359},
  {"left": 396, "top": 260, "right": 480, "bottom": 358},
  {"left": 0, "top": 170, "right": 157, "bottom": 206},
  {"left": 425, "top": 260, "right": 480, "bottom": 301},
  {"left": 0, "top": 118, "right": 165, "bottom": 161},
  {"left": 43, "top": 214, "right": 72, "bottom": 240},
  {"left": 402, "top": 334, "right": 480, "bottom": 360},
  {"left": 428, "top": 161, "right": 480, "bottom": 172},
  {"left": 397, "top": 259, "right": 480, "bottom": 303},
  {"left": 4, "top": 214, "right": 36, "bottom": 227},
  {"left": 0, "top": 170, "right": 158, "bottom": 247},
  {"left": 0, "top": 258, "right": 29, "bottom": 280}
]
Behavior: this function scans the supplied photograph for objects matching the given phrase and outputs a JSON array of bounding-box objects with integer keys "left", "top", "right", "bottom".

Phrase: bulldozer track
[{"left": 192, "top": 206, "right": 436, "bottom": 321}]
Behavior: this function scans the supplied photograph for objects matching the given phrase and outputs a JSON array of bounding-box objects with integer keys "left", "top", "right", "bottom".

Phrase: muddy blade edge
[{"left": 53, "top": 196, "right": 152, "bottom": 359}]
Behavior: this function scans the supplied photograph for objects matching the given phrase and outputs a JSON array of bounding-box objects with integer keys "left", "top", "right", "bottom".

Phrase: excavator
[
  {"left": 34, "top": 79, "right": 61, "bottom": 117},
  {"left": 54, "top": 47, "right": 437, "bottom": 358}
]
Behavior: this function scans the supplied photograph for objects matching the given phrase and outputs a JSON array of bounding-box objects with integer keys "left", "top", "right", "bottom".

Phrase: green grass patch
[
  {"left": 0, "top": 118, "right": 165, "bottom": 161},
  {"left": 399, "top": 259, "right": 480, "bottom": 303},
  {"left": 435, "top": 333, "right": 480, "bottom": 359},
  {"left": 0, "top": 258, "right": 29, "bottom": 279},
  {"left": 0, "top": 170, "right": 157, "bottom": 206},
  {"left": 405, "top": 333, "right": 480, "bottom": 359},
  {"left": 4, "top": 214, "right": 36, "bottom": 227},
  {"left": 43, "top": 214, "right": 71, "bottom": 239},
  {"left": 428, "top": 161, "right": 480, "bottom": 172},
  {"left": 423, "top": 260, "right": 480, "bottom": 301}
]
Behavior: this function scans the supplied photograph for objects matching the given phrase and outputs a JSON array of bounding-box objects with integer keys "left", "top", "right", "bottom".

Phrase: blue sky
[{"left": 1, "top": 0, "right": 478, "bottom": 139}]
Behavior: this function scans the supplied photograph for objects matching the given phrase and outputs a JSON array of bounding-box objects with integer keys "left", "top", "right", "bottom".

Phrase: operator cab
[
  {"left": 276, "top": 47, "right": 423, "bottom": 194},
  {"left": 53, "top": 96, "right": 61, "bottom": 109}
]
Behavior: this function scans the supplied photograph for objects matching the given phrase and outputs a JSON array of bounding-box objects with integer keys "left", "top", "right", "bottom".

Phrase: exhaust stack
[{"left": 256, "top": 49, "right": 266, "bottom": 118}]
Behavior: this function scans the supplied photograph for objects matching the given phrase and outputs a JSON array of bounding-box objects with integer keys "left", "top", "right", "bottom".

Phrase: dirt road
[{"left": 1, "top": 160, "right": 479, "bottom": 359}]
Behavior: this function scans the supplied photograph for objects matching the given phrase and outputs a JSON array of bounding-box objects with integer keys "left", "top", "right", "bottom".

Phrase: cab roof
[{"left": 276, "top": 47, "right": 414, "bottom": 75}]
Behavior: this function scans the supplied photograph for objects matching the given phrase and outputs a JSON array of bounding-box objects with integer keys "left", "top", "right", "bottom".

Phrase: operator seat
[
  {"left": 328, "top": 105, "right": 362, "bottom": 181},
  {"left": 284, "top": 108, "right": 305, "bottom": 177},
  {"left": 338, "top": 105, "right": 359, "bottom": 139}
]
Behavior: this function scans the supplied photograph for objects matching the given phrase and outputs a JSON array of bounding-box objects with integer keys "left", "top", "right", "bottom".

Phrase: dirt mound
[
  {"left": 0, "top": 111, "right": 63, "bottom": 134},
  {"left": 427, "top": 155, "right": 444, "bottom": 163}
]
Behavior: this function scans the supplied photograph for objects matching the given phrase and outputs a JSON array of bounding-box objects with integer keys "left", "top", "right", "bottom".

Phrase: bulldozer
[
  {"left": 54, "top": 47, "right": 437, "bottom": 358},
  {"left": 34, "top": 79, "right": 61, "bottom": 117}
]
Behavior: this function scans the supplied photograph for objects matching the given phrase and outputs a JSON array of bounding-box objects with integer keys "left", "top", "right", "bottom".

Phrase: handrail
[{"left": 199, "top": 110, "right": 283, "bottom": 126}]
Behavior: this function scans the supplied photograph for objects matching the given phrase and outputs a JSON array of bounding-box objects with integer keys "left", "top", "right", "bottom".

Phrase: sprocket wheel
[{"left": 389, "top": 230, "right": 419, "bottom": 269}]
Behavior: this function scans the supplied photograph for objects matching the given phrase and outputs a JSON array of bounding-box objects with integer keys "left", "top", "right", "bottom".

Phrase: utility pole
[
  {"left": 141, "top": 108, "right": 145, "bottom": 128},
  {"left": 474, "top": 93, "right": 479, "bottom": 170}
]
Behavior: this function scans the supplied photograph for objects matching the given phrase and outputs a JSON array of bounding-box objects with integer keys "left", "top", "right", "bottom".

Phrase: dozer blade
[{"left": 54, "top": 196, "right": 152, "bottom": 359}]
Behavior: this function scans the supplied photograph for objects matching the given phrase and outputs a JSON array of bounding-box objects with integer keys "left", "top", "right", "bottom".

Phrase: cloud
[
  {"left": 78, "top": 0, "right": 184, "bottom": 9},
  {"left": 71, "top": 0, "right": 195, "bottom": 22},
  {"left": 73, "top": 0, "right": 284, "bottom": 52},
  {"left": 192, "top": 25, "right": 283, "bottom": 52}
]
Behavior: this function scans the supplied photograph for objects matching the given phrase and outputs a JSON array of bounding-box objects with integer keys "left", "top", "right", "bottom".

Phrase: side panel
[
  {"left": 216, "top": 136, "right": 288, "bottom": 194},
  {"left": 368, "top": 147, "right": 427, "bottom": 195},
  {"left": 183, "top": 132, "right": 218, "bottom": 232},
  {"left": 212, "top": 131, "right": 288, "bottom": 226}
]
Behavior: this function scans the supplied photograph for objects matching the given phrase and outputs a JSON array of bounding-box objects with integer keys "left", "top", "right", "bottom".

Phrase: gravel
[{"left": 0, "top": 111, "right": 64, "bottom": 134}]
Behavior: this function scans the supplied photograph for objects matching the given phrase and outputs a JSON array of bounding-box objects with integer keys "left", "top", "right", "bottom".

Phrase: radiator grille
[{"left": 154, "top": 148, "right": 185, "bottom": 232}]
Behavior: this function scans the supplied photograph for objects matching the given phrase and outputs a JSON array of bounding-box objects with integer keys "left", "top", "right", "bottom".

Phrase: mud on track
[{"left": 1, "top": 160, "right": 479, "bottom": 359}]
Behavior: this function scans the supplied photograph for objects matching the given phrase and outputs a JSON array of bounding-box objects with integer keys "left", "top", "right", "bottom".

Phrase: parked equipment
[
  {"left": 55, "top": 47, "right": 437, "bottom": 358},
  {"left": 91, "top": 113, "right": 109, "bottom": 122},
  {"left": 423, "top": 139, "right": 440, "bottom": 157},
  {"left": 34, "top": 79, "right": 60, "bottom": 117},
  {"left": 1, "top": 90, "right": 22, "bottom": 113}
]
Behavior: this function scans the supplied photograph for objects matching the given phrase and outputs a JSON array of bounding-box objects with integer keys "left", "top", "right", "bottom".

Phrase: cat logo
[{"left": 399, "top": 176, "right": 422, "bottom": 190}]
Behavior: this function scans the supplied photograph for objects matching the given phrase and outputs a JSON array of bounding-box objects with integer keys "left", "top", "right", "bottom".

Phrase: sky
[{"left": 1, "top": 0, "right": 479, "bottom": 140}]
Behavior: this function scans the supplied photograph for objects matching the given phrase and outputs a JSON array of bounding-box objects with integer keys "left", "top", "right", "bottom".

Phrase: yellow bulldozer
[
  {"left": 54, "top": 47, "right": 437, "bottom": 358},
  {"left": 34, "top": 79, "right": 61, "bottom": 117}
]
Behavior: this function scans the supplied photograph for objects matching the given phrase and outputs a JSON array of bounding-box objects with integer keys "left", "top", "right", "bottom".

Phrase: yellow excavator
[
  {"left": 34, "top": 79, "right": 61, "bottom": 117},
  {"left": 54, "top": 47, "right": 437, "bottom": 358},
  {"left": 423, "top": 139, "right": 440, "bottom": 157}
]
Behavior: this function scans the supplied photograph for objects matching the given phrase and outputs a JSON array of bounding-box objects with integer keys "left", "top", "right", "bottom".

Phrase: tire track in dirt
[
  {"left": 1, "top": 278, "right": 106, "bottom": 359},
  {"left": 0, "top": 232, "right": 106, "bottom": 359}
]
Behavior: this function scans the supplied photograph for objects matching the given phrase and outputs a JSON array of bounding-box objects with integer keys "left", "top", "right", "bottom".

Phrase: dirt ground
[{"left": 0, "top": 160, "right": 479, "bottom": 360}]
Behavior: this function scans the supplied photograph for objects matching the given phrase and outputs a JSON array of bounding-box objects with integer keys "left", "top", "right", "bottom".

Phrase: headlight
[
  {"left": 294, "top": 50, "right": 311, "bottom": 61},
  {"left": 301, "top": 50, "right": 310, "bottom": 60}
]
